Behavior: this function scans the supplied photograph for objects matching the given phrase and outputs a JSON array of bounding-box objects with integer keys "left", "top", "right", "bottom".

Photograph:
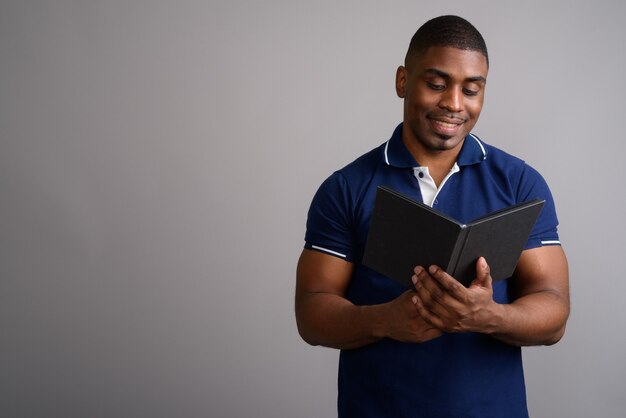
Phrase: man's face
[{"left": 396, "top": 46, "right": 488, "bottom": 157}]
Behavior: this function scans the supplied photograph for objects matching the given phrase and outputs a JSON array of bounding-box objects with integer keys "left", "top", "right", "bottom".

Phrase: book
[{"left": 362, "top": 186, "right": 545, "bottom": 287}]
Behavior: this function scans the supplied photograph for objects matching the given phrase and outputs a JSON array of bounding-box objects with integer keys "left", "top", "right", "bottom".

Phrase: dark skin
[
  {"left": 296, "top": 249, "right": 441, "bottom": 349},
  {"left": 295, "top": 46, "right": 569, "bottom": 350},
  {"left": 396, "top": 46, "right": 487, "bottom": 185}
]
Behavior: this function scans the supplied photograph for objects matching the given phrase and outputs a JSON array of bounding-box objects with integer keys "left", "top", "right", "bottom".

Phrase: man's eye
[
  {"left": 427, "top": 82, "right": 445, "bottom": 91},
  {"left": 463, "top": 88, "right": 479, "bottom": 97}
]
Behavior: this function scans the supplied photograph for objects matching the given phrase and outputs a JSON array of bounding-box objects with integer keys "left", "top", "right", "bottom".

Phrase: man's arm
[
  {"left": 411, "top": 245, "right": 570, "bottom": 346},
  {"left": 295, "top": 249, "right": 441, "bottom": 350}
]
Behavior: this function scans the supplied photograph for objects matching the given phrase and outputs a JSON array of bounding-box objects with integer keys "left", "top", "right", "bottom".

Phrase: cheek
[
  {"left": 469, "top": 95, "right": 484, "bottom": 114},
  {"left": 466, "top": 101, "right": 483, "bottom": 119},
  {"left": 409, "top": 94, "right": 435, "bottom": 114}
]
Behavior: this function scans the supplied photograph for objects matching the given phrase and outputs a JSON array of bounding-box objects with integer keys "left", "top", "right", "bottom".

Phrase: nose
[{"left": 439, "top": 87, "right": 463, "bottom": 113}]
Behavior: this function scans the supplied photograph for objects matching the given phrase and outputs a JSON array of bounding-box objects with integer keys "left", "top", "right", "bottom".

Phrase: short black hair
[{"left": 405, "top": 15, "right": 488, "bottom": 68}]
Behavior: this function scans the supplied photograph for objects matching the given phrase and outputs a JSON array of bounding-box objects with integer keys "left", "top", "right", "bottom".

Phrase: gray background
[{"left": 1, "top": 0, "right": 624, "bottom": 417}]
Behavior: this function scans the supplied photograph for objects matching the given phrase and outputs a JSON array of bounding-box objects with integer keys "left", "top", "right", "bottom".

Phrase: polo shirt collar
[{"left": 384, "top": 123, "right": 487, "bottom": 168}]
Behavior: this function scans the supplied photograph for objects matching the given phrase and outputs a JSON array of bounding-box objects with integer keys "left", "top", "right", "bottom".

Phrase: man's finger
[
  {"left": 471, "top": 256, "right": 493, "bottom": 288},
  {"left": 428, "top": 264, "right": 467, "bottom": 301}
]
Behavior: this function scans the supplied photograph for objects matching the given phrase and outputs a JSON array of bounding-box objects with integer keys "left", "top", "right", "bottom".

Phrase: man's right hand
[
  {"left": 372, "top": 290, "right": 442, "bottom": 344},
  {"left": 296, "top": 249, "right": 441, "bottom": 349}
]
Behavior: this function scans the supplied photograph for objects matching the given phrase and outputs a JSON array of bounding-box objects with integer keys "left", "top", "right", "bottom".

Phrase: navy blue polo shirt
[{"left": 304, "top": 123, "right": 561, "bottom": 418}]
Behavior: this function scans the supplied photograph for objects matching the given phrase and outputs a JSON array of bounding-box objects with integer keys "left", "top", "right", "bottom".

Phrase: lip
[{"left": 428, "top": 116, "right": 465, "bottom": 136}]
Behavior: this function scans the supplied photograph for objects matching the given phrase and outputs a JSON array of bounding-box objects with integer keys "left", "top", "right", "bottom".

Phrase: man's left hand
[{"left": 411, "top": 257, "right": 504, "bottom": 334}]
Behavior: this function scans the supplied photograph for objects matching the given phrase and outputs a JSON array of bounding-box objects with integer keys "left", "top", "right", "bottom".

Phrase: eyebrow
[{"left": 423, "top": 68, "right": 486, "bottom": 84}]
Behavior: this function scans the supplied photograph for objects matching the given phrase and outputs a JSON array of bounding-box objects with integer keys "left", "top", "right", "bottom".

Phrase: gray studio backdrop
[{"left": 1, "top": 1, "right": 624, "bottom": 417}]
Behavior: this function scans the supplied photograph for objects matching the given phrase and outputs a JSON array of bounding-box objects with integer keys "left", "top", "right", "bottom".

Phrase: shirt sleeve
[
  {"left": 303, "top": 172, "right": 357, "bottom": 262},
  {"left": 517, "top": 164, "right": 561, "bottom": 249}
]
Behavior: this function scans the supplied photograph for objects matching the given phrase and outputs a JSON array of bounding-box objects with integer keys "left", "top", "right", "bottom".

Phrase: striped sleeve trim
[
  {"left": 311, "top": 245, "right": 347, "bottom": 258},
  {"left": 541, "top": 240, "right": 561, "bottom": 245}
]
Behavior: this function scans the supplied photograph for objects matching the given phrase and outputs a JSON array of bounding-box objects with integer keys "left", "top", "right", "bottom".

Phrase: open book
[{"left": 362, "top": 186, "right": 545, "bottom": 287}]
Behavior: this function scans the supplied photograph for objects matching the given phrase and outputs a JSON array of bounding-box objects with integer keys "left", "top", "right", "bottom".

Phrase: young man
[{"left": 296, "top": 15, "right": 569, "bottom": 418}]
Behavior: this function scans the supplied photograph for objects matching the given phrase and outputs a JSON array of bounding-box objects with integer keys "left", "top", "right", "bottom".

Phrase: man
[{"left": 296, "top": 15, "right": 569, "bottom": 418}]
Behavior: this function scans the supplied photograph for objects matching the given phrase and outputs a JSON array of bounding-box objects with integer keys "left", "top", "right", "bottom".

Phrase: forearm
[
  {"left": 488, "top": 246, "right": 570, "bottom": 346},
  {"left": 295, "top": 292, "right": 382, "bottom": 350},
  {"left": 295, "top": 249, "right": 442, "bottom": 349},
  {"left": 411, "top": 249, "right": 570, "bottom": 346},
  {"left": 488, "top": 290, "right": 569, "bottom": 346}
]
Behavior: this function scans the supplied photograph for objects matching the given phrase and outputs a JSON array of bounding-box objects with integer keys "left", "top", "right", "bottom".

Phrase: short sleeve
[
  {"left": 304, "top": 172, "right": 357, "bottom": 262},
  {"left": 517, "top": 164, "right": 561, "bottom": 249}
]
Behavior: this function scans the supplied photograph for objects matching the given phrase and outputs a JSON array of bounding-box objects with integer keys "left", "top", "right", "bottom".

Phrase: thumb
[{"left": 471, "top": 257, "right": 493, "bottom": 288}]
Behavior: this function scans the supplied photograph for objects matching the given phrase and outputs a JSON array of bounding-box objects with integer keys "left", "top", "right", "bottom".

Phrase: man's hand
[
  {"left": 296, "top": 249, "right": 442, "bottom": 349},
  {"left": 411, "top": 257, "right": 503, "bottom": 334},
  {"left": 411, "top": 246, "right": 570, "bottom": 346},
  {"left": 373, "top": 290, "right": 442, "bottom": 344}
]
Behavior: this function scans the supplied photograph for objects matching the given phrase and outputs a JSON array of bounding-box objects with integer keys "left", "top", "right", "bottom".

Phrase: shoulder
[
  {"left": 314, "top": 142, "right": 387, "bottom": 200},
  {"left": 475, "top": 136, "right": 549, "bottom": 193},
  {"left": 473, "top": 136, "right": 561, "bottom": 247},
  {"left": 304, "top": 142, "right": 387, "bottom": 261},
  {"left": 337, "top": 142, "right": 387, "bottom": 182},
  {"left": 479, "top": 139, "right": 526, "bottom": 170},
  {"left": 308, "top": 140, "right": 387, "bottom": 211}
]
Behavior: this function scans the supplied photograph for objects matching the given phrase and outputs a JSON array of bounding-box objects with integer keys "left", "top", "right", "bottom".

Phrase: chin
[{"left": 432, "top": 135, "right": 463, "bottom": 151}]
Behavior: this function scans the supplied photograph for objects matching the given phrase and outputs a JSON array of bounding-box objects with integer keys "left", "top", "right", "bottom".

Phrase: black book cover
[{"left": 362, "top": 186, "right": 545, "bottom": 287}]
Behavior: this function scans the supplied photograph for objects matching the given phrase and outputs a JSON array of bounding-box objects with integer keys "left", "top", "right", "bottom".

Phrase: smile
[
  {"left": 429, "top": 117, "right": 464, "bottom": 136},
  {"left": 433, "top": 120, "right": 460, "bottom": 128}
]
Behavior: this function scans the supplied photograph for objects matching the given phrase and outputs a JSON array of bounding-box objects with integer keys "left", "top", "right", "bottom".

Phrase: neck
[{"left": 402, "top": 136, "right": 463, "bottom": 187}]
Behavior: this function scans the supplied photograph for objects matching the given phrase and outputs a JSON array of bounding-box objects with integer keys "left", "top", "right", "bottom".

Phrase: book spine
[{"left": 447, "top": 226, "right": 469, "bottom": 278}]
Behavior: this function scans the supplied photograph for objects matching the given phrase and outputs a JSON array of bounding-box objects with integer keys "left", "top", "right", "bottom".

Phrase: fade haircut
[{"left": 405, "top": 15, "right": 488, "bottom": 69}]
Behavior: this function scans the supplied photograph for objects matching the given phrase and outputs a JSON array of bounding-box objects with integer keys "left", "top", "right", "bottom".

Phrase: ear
[{"left": 395, "top": 66, "right": 407, "bottom": 98}]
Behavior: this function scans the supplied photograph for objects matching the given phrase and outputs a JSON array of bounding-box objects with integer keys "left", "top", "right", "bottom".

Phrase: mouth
[{"left": 428, "top": 116, "right": 465, "bottom": 137}]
